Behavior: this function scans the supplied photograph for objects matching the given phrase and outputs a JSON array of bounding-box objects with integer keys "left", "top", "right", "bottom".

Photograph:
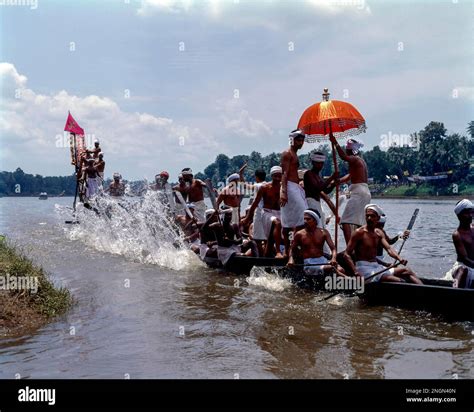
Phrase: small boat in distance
[{"left": 38, "top": 192, "right": 48, "bottom": 200}]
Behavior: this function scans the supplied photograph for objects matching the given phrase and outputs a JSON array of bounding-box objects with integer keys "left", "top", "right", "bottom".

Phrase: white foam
[
  {"left": 57, "top": 190, "right": 200, "bottom": 271},
  {"left": 247, "top": 267, "right": 292, "bottom": 292}
]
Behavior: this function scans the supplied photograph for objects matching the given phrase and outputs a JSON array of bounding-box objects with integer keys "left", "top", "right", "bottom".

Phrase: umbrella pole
[{"left": 331, "top": 136, "right": 339, "bottom": 252}]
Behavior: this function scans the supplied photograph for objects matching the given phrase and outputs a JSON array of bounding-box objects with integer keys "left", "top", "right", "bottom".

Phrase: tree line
[{"left": 1, "top": 121, "right": 472, "bottom": 196}]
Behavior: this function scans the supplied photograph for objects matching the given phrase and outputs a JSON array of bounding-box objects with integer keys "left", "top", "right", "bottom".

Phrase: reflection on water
[{"left": 0, "top": 197, "right": 472, "bottom": 379}]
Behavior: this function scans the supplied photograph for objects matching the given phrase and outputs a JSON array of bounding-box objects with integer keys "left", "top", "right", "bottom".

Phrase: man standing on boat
[
  {"left": 81, "top": 158, "right": 100, "bottom": 199},
  {"left": 95, "top": 153, "right": 105, "bottom": 183},
  {"left": 447, "top": 199, "right": 474, "bottom": 288},
  {"left": 216, "top": 163, "right": 248, "bottom": 225},
  {"left": 287, "top": 209, "right": 338, "bottom": 276},
  {"left": 343, "top": 204, "right": 422, "bottom": 284},
  {"left": 86, "top": 138, "right": 102, "bottom": 159},
  {"left": 304, "top": 151, "right": 338, "bottom": 229},
  {"left": 329, "top": 135, "right": 371, "bottom": 245},
  {"left": 177, "top": 168, "right": 207, "bottom": 222},
  {"left": 280, "top": 129, "right": 308, "bottom": 256},
  {"left": 243, "top": 166, "right": 284, "bottom": 258}
]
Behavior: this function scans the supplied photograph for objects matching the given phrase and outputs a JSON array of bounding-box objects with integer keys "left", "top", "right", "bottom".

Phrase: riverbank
[
  {"left": 372, "top": 183, "right": 474, "bottom": 199},
  {"left": 0, "top": 237, "right": 72, "bottom": 337}
]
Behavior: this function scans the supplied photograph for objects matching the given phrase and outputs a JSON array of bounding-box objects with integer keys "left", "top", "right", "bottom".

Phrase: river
[{"left": 0, "top": 196, "right": 472, "bottom": 379}]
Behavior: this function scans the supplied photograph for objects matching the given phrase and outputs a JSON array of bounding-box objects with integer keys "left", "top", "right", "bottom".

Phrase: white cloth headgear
[
  {"left": 227, "top": 173, "right": 240, "bottom": 184},
  {"left": 181, "top": 168, "right": 193, "bottom": 176},
  {"left": 289, "top": 129, "right": 305, "bottom": 145},
  {"left": 346, "top": 139, "right": 364, "bottom": 154},
  {"left": 94, "top": 138, "right": 100, "bottom": 144},
  {"left": 304, "top": 209, "right": 321, "bottom": 226},
  {"left": 365, "top": 203, "right": 384, "bottom": 217},
  {"left": 379, "top": 215, "right": 386, "bottom": 224},
  {"left": 454, "top": 199, "right": 474, "bottom": 215},
  {"left": 270, "top": 166, "right": 282, "bottom": 176},
  {"left": 310, "top": 152, "right": 326, "bottom": 162}
]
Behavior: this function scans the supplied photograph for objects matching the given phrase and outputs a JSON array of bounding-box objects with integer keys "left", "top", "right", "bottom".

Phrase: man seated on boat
[
  {"left": 175, "top": 203, "right": 200, "bottom": 253},
  {"left": 106, "top": 172, "right": 125, "bottom": 197},
  {"left": 209, "top": 208, "right": 258, "bottom": 266},
  {"left": 447, "top": 199, "right": 474, "bottom": 288},
  {"left": 216, "top": 172, "right": 242, "bottom": 225},
  {"left": 242, "top": 166, "right": 284, "bottom": 258},
  {"left": 329, "top": 134, "right": 371, "bottom": 245},
  {"left": 196, "top": 209, "right": 219, "bottom": 259},
  {"left": 287, "top": 209, "right": 339, "bottom": 277},
  {"left": 344, "top": 204, "right": 422, "bottom": 284},
  {"left": 86, "top": 138, "right": 102, "bottom": 159},
  {"left": 176, "top": 168, "right": 207, "bottom": 222},
  {"left": 376, "top": 214, "right": 410, "bottom": 265}
]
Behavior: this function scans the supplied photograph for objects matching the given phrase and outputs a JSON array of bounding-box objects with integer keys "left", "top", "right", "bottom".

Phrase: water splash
[
  {"left": 56, "top": 191, "right": 201, "bottom": 271},
  {"left": 247, "top": 267, "right": 293, "bottom": 292}
]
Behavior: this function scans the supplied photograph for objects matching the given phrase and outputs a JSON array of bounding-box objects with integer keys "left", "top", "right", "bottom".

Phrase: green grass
[
  {"left": 377, "top": 183, "right": 474, "bottom": 197},
  {"left": 0, "top": 238, "right": 72, "bottom": 324}
]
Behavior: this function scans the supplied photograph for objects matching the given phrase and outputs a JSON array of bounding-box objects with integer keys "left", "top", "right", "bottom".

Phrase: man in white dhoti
[
  {"left": 280, "top": 129, "right": 308, "bottom": 256},
  {"left": 329, "top": 135, "right": 371, "bottom": 245},
  {"left": 82, "top": 158, "right": 100, "bottom": 199},
  {"left": 446, "top": 199, "right": 474, "bottom": 288}
]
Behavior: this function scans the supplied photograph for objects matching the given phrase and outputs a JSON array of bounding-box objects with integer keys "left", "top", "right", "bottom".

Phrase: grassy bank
[
  {"left": 0, "top": 237, "right": 72, "bottom": 336},
  {"left": 374, "top": 183, "right": 474, "bottom": 198}
]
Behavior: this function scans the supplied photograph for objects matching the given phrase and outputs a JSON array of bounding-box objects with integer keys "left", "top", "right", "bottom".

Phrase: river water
[{"left": 0, "top": 196, "right": 472, "bottom": 379}]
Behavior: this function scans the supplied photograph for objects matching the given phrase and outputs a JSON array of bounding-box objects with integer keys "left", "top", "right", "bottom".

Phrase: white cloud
[
  {"left": 0, "top": 62, "right": 219, "bottom": 179},
  {"left": 218, "top": 98, "right": 273, "bottom": 138}
]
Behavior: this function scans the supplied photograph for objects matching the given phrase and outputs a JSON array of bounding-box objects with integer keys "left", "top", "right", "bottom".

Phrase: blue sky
[{"left": 1, "top": 0, "right": 473, "bottom": 180}]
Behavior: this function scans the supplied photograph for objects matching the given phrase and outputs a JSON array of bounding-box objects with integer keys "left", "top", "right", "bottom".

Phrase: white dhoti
[
  {"left": 445, "top": 261, "right": 474, "bottom": 288},
  {"left": 307, "top": 197, "right": 330, "bottom": 255},
  {"left": 86, "top": 177, "right": 99, "bottom": 198},
  {"left": 193, "top": 200, "right": 207, "bottom": 222},
  {"left": 304, "top": 256, "right": 328, "bottom": 277},
  {"left": 356, "top": 260, "right": 394, "bottom": 283},
  {"left": 223, "top": 205, "right": 240, "bottom": 225},
  {"left": 261, "top": 209, "right": 281, "bottom": 239},
  {"left": 199, "top": 243, "right": 209, "bottom": 259},
  {"left": 217, "top": 244, "right": 241, "bottom": 265},
  {"left": 341, "top": 183, "right": 371, "bottom": 227},
  {"left": 281, "top": 181, "right": 308, "bottom": 228},
  {"left": 252, "top": 207, "right": 266, "bottom": 240}
]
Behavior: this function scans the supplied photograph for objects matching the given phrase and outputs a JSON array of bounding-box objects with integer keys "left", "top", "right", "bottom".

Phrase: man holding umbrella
[
  {"left": 280, "top": 129, "right": 308, "bottom": 256},
  {"left": 329, "top": 135, "right": 371, "bottom": 245}
]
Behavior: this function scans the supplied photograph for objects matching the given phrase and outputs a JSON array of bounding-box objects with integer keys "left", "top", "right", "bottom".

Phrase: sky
[{"left": 0, "top": 0, "right": 473, "bottom": 180}]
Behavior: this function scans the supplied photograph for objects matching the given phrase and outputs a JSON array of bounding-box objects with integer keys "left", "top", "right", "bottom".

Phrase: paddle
[
  {"left": 205, "top": 179, "right": 223, "bottom": 226},
  {"left": 175, "top": 190, "right": 194, "bottom": 220}
]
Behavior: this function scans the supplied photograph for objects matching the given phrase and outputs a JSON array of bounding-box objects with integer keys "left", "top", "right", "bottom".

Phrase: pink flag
[{"left": 64, "top": 112, "right": 85, "bottom": 135}]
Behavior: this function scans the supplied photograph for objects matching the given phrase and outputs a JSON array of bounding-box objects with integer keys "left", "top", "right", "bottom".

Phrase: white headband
[
  {"left": 454, "top": 199, "right": 474, "bottom": 215},
  {"left": 379, "top": 215, "right": 386, "bottom": 224},
  {"left": 346, "top": 139, "right": 363, "bottom": 153},
  {"left": 270, "top": 166, "right": 282, "bottom": 176},
  {"left": 182, "top": 168, "right": 193, "bottom": 176},
  {"left": 365, "top": 203, "right": 384, "bottom": 217},
  {"left": 304, "top": 209, "right": 321, "bottom": 225},
  {"left": 310, "top": 152, "right": 326, "bottom": 162},
  {"left": 227, "top": 173, "right": 240, "bottom": 183}
]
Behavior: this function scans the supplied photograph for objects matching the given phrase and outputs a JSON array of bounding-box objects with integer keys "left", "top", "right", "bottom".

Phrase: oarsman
[
  {"left": 243, "top": 166, "right": 284, "bottom": 258},
  {"left": 81, "top": 158, "right": 100, "bottom": 199},
  {"left": 177, "top": 168, "right": 207, "bottom": 222},
  {"left": 94, "top": 153, "right": 105, "bottom": 182},
  {"left": 198, "top": 209, "right": 219, "bottom": 259},
  {"left": 173, "top": 174, "right": 186, "bottom": 215},
  {"left": 86, "top": 139, "right": 102, "bottom": 159},
  {"left": 376, "top": 214, "right": 410, "bottom": 264},
  {"left": 287, "top": 209, "right": 339, "bottom": 276},
  {"left": 175, "top": 203, "right": 200, "bottom": 253},
  {"left": 304, "top": 151, "right": 338, "bottom": 230},
  {"left": 329, "top": 135, "right": 371, "bottom": 245},
  {"left": 343, "top": 204, "right": 422, "bottom": 284},
  {"left": 106, "top": 172, "right": 125, "bottom": 197},
  {"left": 216, "top": 163, "right": 249, "bottom": 225},
  {"left": 150, "top": 171, "right": 176, "bottom": 213},
  {"left": 280, "top": 129, "right": 308, "bottom": 255},
  {"left": 246, "top": 169, "right": 267, "bottom": 254},
  {"left": 210, "top": 208, "right": 258, "bottom": 265},
  {"left": 447, "top": 199, "right": 474, "bottom": 288}
]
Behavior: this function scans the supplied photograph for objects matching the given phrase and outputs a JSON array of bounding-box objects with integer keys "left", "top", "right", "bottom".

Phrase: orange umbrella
[{"left": 297, "top": 88, "right": 367, "bottom": 250}]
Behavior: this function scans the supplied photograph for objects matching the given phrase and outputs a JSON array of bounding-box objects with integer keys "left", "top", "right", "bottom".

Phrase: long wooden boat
[
  {"left": 360, "top": 278, "right": 474, "bottom": 321},
  {"left": 202, "top": 254, "right": 288, "bottom": 275}
]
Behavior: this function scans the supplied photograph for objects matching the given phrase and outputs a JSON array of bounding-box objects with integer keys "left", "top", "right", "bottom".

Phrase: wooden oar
[
  {"left": 175, "top": 190, "right": 194, "bottom": 220},
  {"left": 205, "top": 179, "right": 223, "bottom": 226}
]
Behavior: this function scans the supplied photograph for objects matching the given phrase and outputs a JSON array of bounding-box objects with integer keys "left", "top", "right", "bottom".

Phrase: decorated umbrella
[{"left": 297, "top": 88, "right": 366, "bottom": 250}]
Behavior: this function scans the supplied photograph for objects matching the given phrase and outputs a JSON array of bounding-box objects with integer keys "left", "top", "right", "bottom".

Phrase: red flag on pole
[
  {"left": 64, "top": 112, "right": 86, "bottom": 167},
  {"left": 64, "top": 111, "right": 85, "bottom": 135}
]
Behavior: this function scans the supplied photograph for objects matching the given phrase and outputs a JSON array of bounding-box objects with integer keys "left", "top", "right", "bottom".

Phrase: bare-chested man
[
  {"left": 175, "top": 168, "right": 207, "bottom": 222},
  {"left": 280, "top": 129, "right": 308, "bottom": 255},
  {"left": 94, "top": 153, "right": 105, "bottom": 182},
  {"left": 304, "top": 151, "right": 338, "bottom": 229},
  {"left": 216, "top": 163, "right": 248, "bottom": 225},
  {"left": 330, "top": 134, "right": 371, "bottom": 245},
  {"left": 198, "top": 209, "right": 219, "bottom": 259},
  {"left": 175, "top": 203, "right": 200, "bottom": 253},
  {"left": 447, "top": 199, "right": 474, "bottom": 288},
  {"left": 344, "top": 204, "right": 422, "bottom": 284},
  {"left": 86, "top": 139, "right": 102, "bottom": 159},
  {"left": 243, "top": 166, "right": 284, "bottom": 257},
  {"left": 81, "top": 158, "right": 100, "bottom": 199},
  {"left": 106, "top": 172, "right": 125, "bottom": 197},
  {"left": 150, "top": 171, "right": 176, "bottom": 213},
  {"left": 287, "top": 210, "right": 338, "bottom": 277}
]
